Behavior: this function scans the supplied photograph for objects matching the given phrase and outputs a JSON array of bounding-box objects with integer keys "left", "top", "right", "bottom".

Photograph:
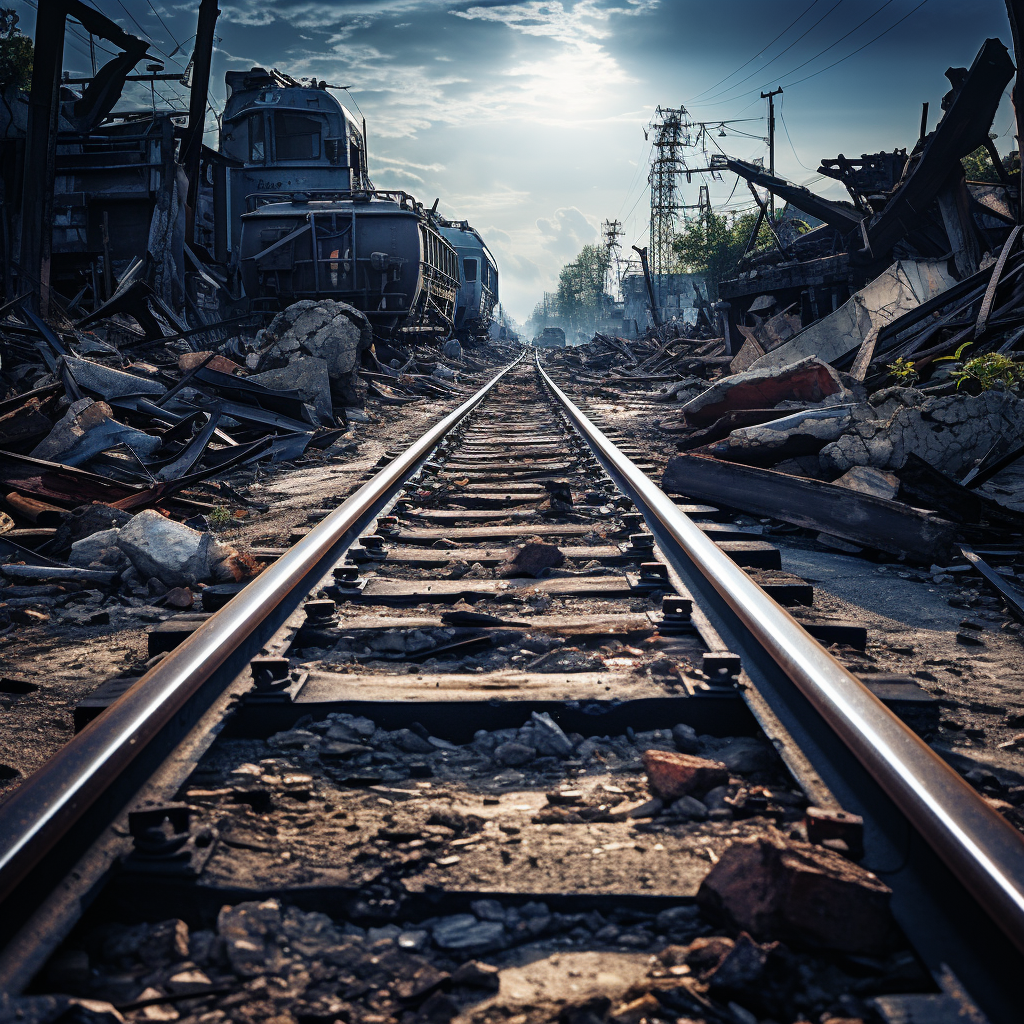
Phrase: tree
[
  {"left": 0, "top": 9, "right": 31, "bottom": 92},
  {"left": 961, "top": 144, "right": 1019, "bottom": 183},
  {"left": 555, "top": 244, "right": 609, "bottom": 331},
  {"left": 672, "top": 211, "right": 773, "bottom": 298}
]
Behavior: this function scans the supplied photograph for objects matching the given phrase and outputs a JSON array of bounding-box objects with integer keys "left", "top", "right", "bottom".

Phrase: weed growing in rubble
[
  {"left": 208, "top": 506, "right": 232, "bottom": 528},
  {"left": 886, "top": 356, "right": 919, "bottom": 385},
  {"left": 951, "top": 351, "right": 1024, "bottom": 392}
]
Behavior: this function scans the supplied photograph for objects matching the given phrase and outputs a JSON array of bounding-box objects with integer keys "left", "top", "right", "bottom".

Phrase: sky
[{"left": 13, "top": 0, "right": 1020, "bottom": 323}]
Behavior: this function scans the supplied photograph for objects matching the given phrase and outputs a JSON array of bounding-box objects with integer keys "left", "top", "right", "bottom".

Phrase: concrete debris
[
  {"left": 641, "top": 749, "right": 730, "bottom": 802},
  {"left": 248, "top": 355, "right": 334, "bottom": 425},
  {"left": 112, "top": 509, "right": 241, "bottom": 587},
  {"left": 497, "top": 539, "right": 566, "bottom": 578},
  {"left": 256, "top": 299, "right": 373, "bottom": 405}
]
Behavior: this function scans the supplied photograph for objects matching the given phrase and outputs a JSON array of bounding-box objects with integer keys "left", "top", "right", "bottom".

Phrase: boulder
[
  {"left": 519, "top": 711, "right": 574, "bottom": 758},
  {"left": 442, "top": 339, "right": 463, "bottom": 360},
  {"left": 642, "top": 749, "right": 729, "bottom": 801},
  {"left": 248, "top": 356, "right": 334, "bottom": 425},
  {"left": 679, "top": 356, "right": 846, "bottom": 427},
  {"left": 257, "top": 299, "right": 372, "bottom": 405},
  {"left": 52, "top": 504, "right": 133, "bottom": 556},
  {"left": 494, "top": 741, "right": 536, "bottom": 766},
  {"left": 116, "top": 509, "right": 238, "bottom": 587},
  {"left": 431, "top": 915, "right": 506, "bottom": 954},
  {"left": 697, "top": 832, "right": 895, "bottom": 953}
]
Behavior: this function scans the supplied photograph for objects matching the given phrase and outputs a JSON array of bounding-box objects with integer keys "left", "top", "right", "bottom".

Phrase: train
[{"left": 217, "top": 68, "right": 497, "bottom": 343}]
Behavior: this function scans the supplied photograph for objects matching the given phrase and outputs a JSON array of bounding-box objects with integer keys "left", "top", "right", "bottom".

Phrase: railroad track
[{"left": 1, "top": 354, "right": 1023, "bottom": 1023}]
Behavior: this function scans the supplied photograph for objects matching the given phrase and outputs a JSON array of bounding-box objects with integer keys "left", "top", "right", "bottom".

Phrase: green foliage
[
  {"left": 961, "top": 144, "right": 1018, "bottom": 183},
  {"left": 951, "top": 352, "right": 1024, "bottom": 392},
  {"left": 555, "top": 244, "right": 610, "bottom": 329},
  {"left": 208, "top": 506, "right": 232, "bottom": 528},
  {"left": 886, "top": 356, "right": 919, "bottom": 385},
  {"left": 0, "top": 9, "right": 32, "bottom": 92},
  {"left": 671, "top": 211, "right": 774, "bottom": 298}
]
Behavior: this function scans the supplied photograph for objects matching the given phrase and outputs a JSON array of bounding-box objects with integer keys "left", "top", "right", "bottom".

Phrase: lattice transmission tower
[
  {"left": 647, "top": 105, "right": 691, "bottom": 278},
  {"left": 601, "top": 218, "right": 623, "bottom": 300}
]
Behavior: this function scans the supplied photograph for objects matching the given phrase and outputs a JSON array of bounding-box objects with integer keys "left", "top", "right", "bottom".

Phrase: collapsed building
[{"left": 712, "top": 37, "right": 1019, "bottom": 380}]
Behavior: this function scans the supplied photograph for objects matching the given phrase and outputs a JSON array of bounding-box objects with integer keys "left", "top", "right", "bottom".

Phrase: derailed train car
[
  {"left": 435, "top": 217, "right": 498, "bottom": 342},
  {"left": 218, "top": 69, "right": 485, "bottom": 342}
]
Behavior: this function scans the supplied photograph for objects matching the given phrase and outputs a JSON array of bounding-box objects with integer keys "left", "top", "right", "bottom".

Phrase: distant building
[{"left": 621, "top": 272, "right": 707, "bottom": 335}]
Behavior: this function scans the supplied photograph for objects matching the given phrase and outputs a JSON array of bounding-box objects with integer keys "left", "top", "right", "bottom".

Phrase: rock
[
  {"left": 432, "top": 365, "right": 456, "bottom": 381},
  {"left": 69, "top": 528, "right": 124, "bottom": 568},
  {"left": 52, "top": 504, "right": 133, "bottom": 556},
  {"left": 116, "top": 509, "right": 238, "bottom": 587},
  {"left": 0, "top": 996, "right": 126, "bottom": 1024},
  {"left": 497, "top": 538, "right": 565, "bottom": 578},
  {"left": 391, "top": 959, "right": 449, "bottom": 1001},
  {"left": 523, "top": 711, "right": 574, "bottom": 757},
  {"left": 178, "top": 351, "right": 245, "bottom": 375},
  {"left": 672, "top": 723, "right": 701, "bottom": 754},
  {"left": 431, "top": 915, "right": 506, "bottom": 954},
  {"left": 217, "top": 899, "right": 287, "bottom": 976},
  {"left": 655, "top": 904, "right": 701, "bottom": 935},
  {"left": 470, "top": 899, "right": 506, "bottom": 922},
  {"left": 669, "top": 795, "right": 708, "bottom": 820},
  {"left": 697, "top": 832, "right": 895, "bottom": 953},
  {"left": 679, "top": 356, "right": 846, "bottom": 427},
  {"left": 642, "top": 749, "right": 729, "bottom": 801},
  {"left": 709, "top": 405, "right": 855, "bottom": 465},
  {"left": 704, "top": 932, "right": 772, "bottom": 993},
  {"left": 494, "top": 741, "right": 536, "bottom": 766},
  {"left": 257, "top": 299, "right": 372, "bottom": 405},
  {"left": 137, "top": 918, "right": 190, "bottom": 966},
  {"left": 451, "top": 960, "right": 500, "bottom": 990},
  {"left": 833, "top": 465, "right": 900, "bottom": 500},
  {"left": 416, "top": 991, "right": 459, "bottom": 1024},
  {"left": 249, "top": 356, "right": 334, "bottom": 425},
  {"left": 442, "top": 339, "right": 463, "bottom": 360},
  {"left": 269, "top": 728, "right": 319, "bottom": 749},
  {"left": 684, "top": 934, "right": 735, "bottom": 975},
  {"left": 391, "top": 728, "right": 436, "bottom": 754},
  {"left": 166, "top": 969, "right": 213, "bottom": 995},
  {"left": 626, "top": 797, "right": 663, "bottom": 818},
  {"left": 161, "top": 586, "right": 194, "bottom": 609},
  {"left": 609, "top": 993, "right": 662, "bottom": 1024},
  {"left": 716, "top": 737, "right": 776, "bottom": 774}
]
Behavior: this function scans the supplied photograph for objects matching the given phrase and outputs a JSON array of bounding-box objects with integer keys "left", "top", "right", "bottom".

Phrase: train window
[
  {"left": 248, "top": 115, "right": 265, "bottom": 163},
  {"left": 273, "top": 113, "right": 322, "bottom": 160},
  {"left": 463, "top": 258, "right": 478, "bottom": 282}
]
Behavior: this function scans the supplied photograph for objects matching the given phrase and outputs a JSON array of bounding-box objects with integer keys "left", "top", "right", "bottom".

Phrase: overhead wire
[
  {"left": 694, "top": 0, "right": 845, "bottom": 105},
  {"left": 688, "top": 0, "right": 823, "bottom": 101}
]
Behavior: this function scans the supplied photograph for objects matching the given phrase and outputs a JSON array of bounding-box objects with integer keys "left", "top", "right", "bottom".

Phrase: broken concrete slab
[
  {"left": 704, "top": 405, "right": 856, "bottom": 465},
  {"left": 30, "top": 398, "right": 112, "bottom": 463},
  {"left": 248, "top": 356, "right": 334, "bottom": 426},
  {"left": 663, "top": 453, "right": 957, "bottom": 563},
  {"left": 178, "top": 351, "right": 245, "bottom": 375},
  {"left": 679, "top": 356, "right": 846, "bottom": 427},
  {"left": 257, "top": 299, "right": 372, "bottom": 406},
  {"left": 115, "top": 509, "right": 239, "bottom": 587},
  {"left": 642, "top": 749, "right": 729, "bottom": 801},
  {"left": 819, "top": 387, "right": 1024, "bottom": 478},
  {"left": 833, "top": 466, "right": 900, "bottom": 501},
  {"left": 64, "top": 357, "right": 166, "bottom": 400},
  {"left": 748, "top": 260, "right": 956, "bottom": 374},
  {"left": 697, "top": 832, "right": 895, "bottom": 953}
]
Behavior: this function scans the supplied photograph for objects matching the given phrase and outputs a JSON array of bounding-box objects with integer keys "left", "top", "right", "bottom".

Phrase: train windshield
[
  {"left": 274, "top": 113, "right": 322, "bottom": 160},
  {"left": 463, "top": 258, "right": 478, "bottom": 282}
]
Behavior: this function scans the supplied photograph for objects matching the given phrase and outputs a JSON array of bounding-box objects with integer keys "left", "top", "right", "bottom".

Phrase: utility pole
[
  {"left": 760, "top": 87, "right": 783, "bottom": 222},
  {"left": 601, "top": 218, "right": 623, "bottom": 300}
]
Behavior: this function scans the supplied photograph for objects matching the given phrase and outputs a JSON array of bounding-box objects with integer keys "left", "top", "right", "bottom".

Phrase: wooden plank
[
  {"left": 715, "top": 540, "right": 782, "bottom": 570},
  {"left": 663, "top": 454, "right": 956, "bottom": 563},
  {"left": 399, "top": 509, "right": 545, "bottom": 522},
  {"left": 336, "top": 575, "right": 639, "bottom": 606},
  {"left": 745, "top": 569, "right": 815, "bottom": 606},
  {"left": 297, "top": 669, "right": 664, "bottom": 703},
  {"left": 386, "top": 524, "right": 601, "bottom": 543},
  {"left": 329, "top": 612, "right": 654, "bottom": 635},
  {"left": 378, "top": 544, "right": 637, "bottom": 567}
]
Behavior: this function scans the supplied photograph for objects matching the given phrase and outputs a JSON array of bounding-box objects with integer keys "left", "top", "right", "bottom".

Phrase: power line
[
  {"left": 780, "top": 0, "right": 930, "bottom": 89},
  {"left": 694, "top": 0, "right": 845, "bottom": 105},
  {"left": 146, "top": 0, "right": 184, "bottom": 51},
  {"left": 689, "top": 0, "right": 824, "bottom": 101}
]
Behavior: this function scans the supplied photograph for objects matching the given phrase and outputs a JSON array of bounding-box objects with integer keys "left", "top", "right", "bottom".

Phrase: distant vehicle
[
  {"left": 533, "top": 326, "right": 566, "bottom": 348},
  {"left": 436, "top": 218, "right": 499, "bottom": 343}
]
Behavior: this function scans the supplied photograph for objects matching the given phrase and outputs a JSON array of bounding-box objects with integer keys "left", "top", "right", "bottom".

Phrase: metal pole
[
  {"left": 632, "top": 244, "right": 661, "bottom": 328},
  {"left": 182, "top": 0, "right": 220, "bottom": 243},
  {"left": 760, "top": 87, "right": 783, "bottom": 223},
  {"left": 1005, "top": 2, "right": 1024, "bottom": 221}
]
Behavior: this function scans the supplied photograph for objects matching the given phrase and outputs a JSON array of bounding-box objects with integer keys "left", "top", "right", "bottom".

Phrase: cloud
[{"left": 536, "top": 206, "right": 600, "bottom": 260}]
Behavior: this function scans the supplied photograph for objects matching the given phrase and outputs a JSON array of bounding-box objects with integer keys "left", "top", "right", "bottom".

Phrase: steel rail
[
  {"left": 0, "top": 353, "right": 524, "bottom": 907},
  {"left": 536, "top": 355, "right": 1024, "bottom": 956}
]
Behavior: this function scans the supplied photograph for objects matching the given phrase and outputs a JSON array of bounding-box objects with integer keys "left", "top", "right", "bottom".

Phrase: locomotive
[{"left": 217, "top": 67, "right": 493, "bottom": 342}]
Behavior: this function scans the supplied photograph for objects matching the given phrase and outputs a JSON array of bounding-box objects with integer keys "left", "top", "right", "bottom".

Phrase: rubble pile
[
  {"left": 21, "top": 710, "right": 925, "bottom": 1024},
  {"left": 0, "top": 295, "right": 493, "bottom": 621}
]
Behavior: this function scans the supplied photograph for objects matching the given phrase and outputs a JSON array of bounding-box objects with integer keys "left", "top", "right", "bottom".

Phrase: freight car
[
  {"left": 436, "top": 217, "right": 498, "bottom": 342},
  {"left": 238, "top": 189, "right": 459, "bottom": 341}
]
